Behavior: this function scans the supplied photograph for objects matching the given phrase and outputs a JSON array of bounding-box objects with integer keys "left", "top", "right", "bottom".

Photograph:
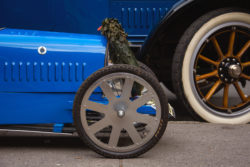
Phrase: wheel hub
[
  {"left": 218, "top": 57, "right": 242, "bottom": 83},
  {"left": 117, "top": 110, "right": 125, "bottom": 118},
  {"left": 228, "top": 64, "right": 241, "bottom": 78},
  {"left": 113, "top": 101, "right": 128, "bottom": 118}
]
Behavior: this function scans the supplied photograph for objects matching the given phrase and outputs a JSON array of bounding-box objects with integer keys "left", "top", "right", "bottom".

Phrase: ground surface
[{"left": 0, "top": 122, "right": 249, "bottom": 167}]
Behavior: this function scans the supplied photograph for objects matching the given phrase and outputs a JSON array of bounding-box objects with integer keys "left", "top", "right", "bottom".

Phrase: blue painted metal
[
  {"left": 0, "top": 28, "right": 106, "bottom": 125},
  {"left": 0, "top": 92, "right": 74, "bottom": 124},
  {"left": 0, "top": 0, "right": 180, "bottom": 43},
  {"left": 53, "top": 124, "right": 64, "bottom": 133},
  {"left": 0, "top": 28, "right": 106, "bottom": 92},
  {"left": 137, "top": 105, "right": 156, "bottom": 115}
]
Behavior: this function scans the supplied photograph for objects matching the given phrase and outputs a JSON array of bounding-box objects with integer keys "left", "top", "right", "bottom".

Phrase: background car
[{"left": 0, "top": 0, "right": 249, "bottom": 123}]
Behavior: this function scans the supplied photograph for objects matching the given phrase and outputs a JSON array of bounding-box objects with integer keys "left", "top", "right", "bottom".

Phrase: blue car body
[
  {"left": 0, "top": 28, "right": 106, "bottom": 125},
  {"left": 0, "top": 0, "right": 182, "bottom": 43},
  {"left": 0, "top": 28, "right": 156, "bottom": 127}
]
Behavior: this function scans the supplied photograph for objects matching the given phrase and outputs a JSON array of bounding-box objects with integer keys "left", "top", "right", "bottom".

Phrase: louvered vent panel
[
  {"left": 110, "top": 0, "right": 177, "bottom": 37},
  {"left": 121, "top": 7, "right": 168, "bottom": 29},
  {"left": 3, "top": 61, "right": 85, "bottom": 82}
]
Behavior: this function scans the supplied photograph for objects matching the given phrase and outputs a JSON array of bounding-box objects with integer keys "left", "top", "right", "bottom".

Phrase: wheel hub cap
[
  {"left": 218, "top": 57, "right": 242, "bottom": 83},
  {"left": 228, "top": 64, "right": 241, "bottom": 78},
  {"left": 117, "top": 110, "right": 125, "bottom": 118},
  {"left": 113, "top": 102, "right": 128, "bottom": 118}
]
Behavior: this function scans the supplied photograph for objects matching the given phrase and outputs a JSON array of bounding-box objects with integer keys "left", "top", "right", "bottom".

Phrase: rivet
[
  {"left": 222, "top": 62, "right": 225, "bottom": 65},
  {"left": 233, "top": 59, "right": 236, "bottom": 61},
  {"left": 219, "top": 68, "right": 223, "bottom": 71},
  {"left": 227, "top": 58, "right": 230, "bottom": 61},
  {"left": 220, "top": 74, "right": 224, "bottom": 77},
  {"left": 225, "top": 78, "right": 228, "bottom": 82}
]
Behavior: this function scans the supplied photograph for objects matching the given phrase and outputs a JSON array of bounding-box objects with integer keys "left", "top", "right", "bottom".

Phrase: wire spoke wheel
[{"left": 73, "top": 64, "right": 168, "bottom": 158}]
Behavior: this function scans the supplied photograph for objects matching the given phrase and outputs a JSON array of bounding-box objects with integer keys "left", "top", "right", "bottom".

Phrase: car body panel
[
  {"left": 0, "top": 28, "right": 106, "bottom": 124},
  {"left": 0, "top": 28, "right": 106, "bottom": 92},
  {"left": 0, "top": 0, "right": 181, "bottom": 43}
]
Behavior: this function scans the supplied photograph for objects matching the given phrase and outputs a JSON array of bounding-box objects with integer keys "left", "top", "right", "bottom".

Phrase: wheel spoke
[
  {"left": 240, "top": 73, "right": 250, "bottom": 80},
  {"left": 131, "top": 92, "right": 152, "bottom": 109},
  {"left": 198, "top": 54, "right": 219, "bottom": 66},
  {"left": 134, "top": 113, "right": 154, "bottom": 125},
  {"left": 108, "top": 126, "right": 121, "bottom": 147},
  {"left": 227, "top": 30, "right": 235, "bottom": 56},
  {"left": 236, "top": 40, "right": 250, "bottom": 58},
  {"left": 204, "top": 80, "right": 222, "bottom": 101},
  {"left": 242, "top": 61, "right": 250, "bottom": 68},
  {"left": 125, "top": 123, "right": 142, "bottom": 144},
  {"left": 88, "top": 118, "right": 109, "bottom": 134},
  {"left": 212, "top": 37, "right": 224, "bottom": 60},
  {"left": 100, "top": 81, "right": 116, "bottom": 101},
  {"left": 196, "top": 70, "right": 218, "bottom": 81},
  {"left": 233, "top": 82, "right": 247, "bottom": 102},
  {"left": 121, "top": 78, "right": 134, "bottom": 99},
  {"left": 85, "top": 100, "right": 109, "bottom": 114},
  {"left": 223, "top": 84, "right": 229, "bottom": 108}
]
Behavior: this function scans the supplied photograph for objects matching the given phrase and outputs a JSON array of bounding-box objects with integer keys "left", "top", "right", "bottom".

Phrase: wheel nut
[
  {"left": 219, "top": 68, "right": 223, "bottom": 71},
  {"left": 225, "top": 78, "right": 228, "bottom": 82},
  {"left": 220, "top": 74, "right": 224, "bottom": 77}
]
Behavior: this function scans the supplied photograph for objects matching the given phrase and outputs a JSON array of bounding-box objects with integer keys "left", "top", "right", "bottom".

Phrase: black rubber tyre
[
  {"left": 73, "top": 64, "right": 168, "bottom": 158},
  {"left": 137, "top": 61, "right": 158, "bottom": 79},
  {"left": 172, "top": 8, "right": 250, "bottom": 124}
]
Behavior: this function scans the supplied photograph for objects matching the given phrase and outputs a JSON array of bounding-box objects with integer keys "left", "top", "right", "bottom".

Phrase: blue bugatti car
[
  {"left": 0, "top": 28, "right": 169, "bottom": 158},
  {"left": 1, "top": 0, "right": 249, "bottom": 124}
]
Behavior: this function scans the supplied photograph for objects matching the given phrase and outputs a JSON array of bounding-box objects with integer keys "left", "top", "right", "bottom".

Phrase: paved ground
[{"left": 0, "top": 122, "right": 250, "bottom": 167}]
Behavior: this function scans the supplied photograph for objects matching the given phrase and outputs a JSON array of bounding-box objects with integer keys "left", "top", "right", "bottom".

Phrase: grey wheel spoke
[
  {"left": 131, "top": 92, "right": 152, "bottom": 109},
  {"left": 126, "top": 123, "right": 142, "bottom": 144},
  {"left": 108, "top": 126, "right": 121, "bottom": 147},
  {"left": 85, "top": 100, "right": 109, "bottom": 114},
  {"left": 100, "top": 81, "right": 116, "bottom": 101},
  {"left": 88, "top": 118, "right": 109, "bottom": 134},
  {"left": 134, "top": 113, "right": 154, "bottom": 125},
  {"left": 121, "top": 78, "right": 134, "bottom": 99}
]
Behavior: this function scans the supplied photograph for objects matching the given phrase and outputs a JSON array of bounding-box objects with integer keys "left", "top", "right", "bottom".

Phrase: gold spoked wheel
[
  {"left": 173, "top": 9, "right": 250, "bottom": 123},
  {"left": 194, "top": 26, "right": 250, "bottom": 113}
]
